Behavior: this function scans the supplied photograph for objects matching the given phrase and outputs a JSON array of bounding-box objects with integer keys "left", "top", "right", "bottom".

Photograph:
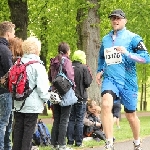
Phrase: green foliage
[
  {"left": 0, "top": 1, "right": 10, "bottom": 22},
  {"left": 2, "top": 0, "right": 150, "bottom": 84},
  {"left": 28, "top": 0, "right": 79, "bottom": 68}
]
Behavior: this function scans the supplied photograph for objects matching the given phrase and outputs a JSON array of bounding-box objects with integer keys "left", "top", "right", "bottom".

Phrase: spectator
[
  {"left": 8, "top": 37, "right": 23, "bottom": 142},
  {"left": 83, "top": 100, "right": 106, "bottom": 142},
  {"left": 9, "top": 37, "right": 23, "bottom": 63},
  {"left": 0, "top": 21, "right": 15, "bottom": 150},
  {"left": 67, "top": 50, "right": 92, "bottom": 147},
  {"left": 12, "top": 37, "right": 50, "bottom": 150},
  {"left": 48, "top": 42, "right": 75, "bottom": 150},
  {"left": 113, "top": 99, "right": 121, "bottom": 129}
]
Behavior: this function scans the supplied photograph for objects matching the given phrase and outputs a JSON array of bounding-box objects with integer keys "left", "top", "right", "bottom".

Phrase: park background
[
  {"left": 1, "top": 0, "right": 150, "bottom": 110},
  {"left": 2, "top": 1, "right": 150, "bottom": 149}
]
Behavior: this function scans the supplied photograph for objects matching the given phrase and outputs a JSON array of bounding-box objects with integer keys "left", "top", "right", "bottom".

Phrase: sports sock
[
  {"left": 106, "top": 138, "right": 113, "bottom": 145},
  {"left": 134, "top": 139, "right": 140, "bottom": 145}
]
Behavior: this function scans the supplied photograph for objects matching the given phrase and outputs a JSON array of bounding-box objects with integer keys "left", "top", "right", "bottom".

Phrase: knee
[
  {"left": 101, "top": 95, "right": 113, "bottom": 112},
  {"left": 126, "top": 113, "right": 139, "bottom": 123}
]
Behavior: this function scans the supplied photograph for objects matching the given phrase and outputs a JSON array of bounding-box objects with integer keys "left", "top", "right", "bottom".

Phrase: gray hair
[{"left": 22, "top": 37, "right": 41, "bottom": 55}]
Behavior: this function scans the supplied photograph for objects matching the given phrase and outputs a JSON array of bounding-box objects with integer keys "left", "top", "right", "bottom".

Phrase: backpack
[
  {"left": 8, "top": 58, "right": 39, "bottom": 110},
  {"left": 32, "top": 119, "right": 51, "bottom": 146},
  {"left": 52, "top": 57, "right": 73, "bottom": 95}
]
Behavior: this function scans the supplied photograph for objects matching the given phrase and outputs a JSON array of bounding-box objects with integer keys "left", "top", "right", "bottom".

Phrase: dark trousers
[
  {"left": 67, "top": 102, "right": 86, "bottom": 146},
  {"left": 51, "top": 104, "right": 72, "bottom": 146},
  {"left": 12, "top": 112, "right": 38, "bottom": 150}
]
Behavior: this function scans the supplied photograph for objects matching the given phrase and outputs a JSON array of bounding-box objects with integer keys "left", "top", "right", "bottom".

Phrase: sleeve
[
  {"left": 97, "top": 43, "right": 105, "bottom": 72},
  {"left": 48, "top": 67, "right": 52, "bottom": 82},
  {"left": 1, "top": 47, "right": 13, "bottom": 74},
  {"left": 83, "top": 65, "right": 93, "bottom": 88},
  {"left": 35, "top": 64, "right": 50, "bottom": 103},
  {"left": 63, "top": 59, "right": 75, "bottom": 87},
  {"left": 124, "top": 35, "right": 150, "bottom": 63}
]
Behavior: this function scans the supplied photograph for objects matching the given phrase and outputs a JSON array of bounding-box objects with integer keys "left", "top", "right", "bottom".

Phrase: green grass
[
  {"left": 38, "top": 109, "right": 53, "bottom": 119},
  {"left": 38, "top": 116, "right": 150, "bottom": 150}
]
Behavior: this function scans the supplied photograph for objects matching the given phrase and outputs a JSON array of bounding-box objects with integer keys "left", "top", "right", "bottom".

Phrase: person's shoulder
[
  {"left": 126, "top": 29, "right": 140, "bottom": 38},
  {"left": 126, "top": 30, "right": 143, "bottom": 42}
]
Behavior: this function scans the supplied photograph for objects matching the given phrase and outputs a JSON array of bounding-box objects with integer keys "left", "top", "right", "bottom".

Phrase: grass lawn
[{"left": 38, "top": 116, "right": 150, "bottom": 150}]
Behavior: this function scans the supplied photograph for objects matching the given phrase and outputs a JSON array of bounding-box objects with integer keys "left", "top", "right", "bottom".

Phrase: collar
[
  {"left": 0, "top": 37, "right": 9, "bottom": 46},
  {"left": 109, "top": 27, "right": 126, "bottom": 36}
]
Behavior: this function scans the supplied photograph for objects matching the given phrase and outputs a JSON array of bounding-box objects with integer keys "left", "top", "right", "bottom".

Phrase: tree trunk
[
  {"left": 140, "top": 83, "right": 143, "bottom": 111},
  {"left": 40, "top": 17, "right": 49, "bottom": 67},
  {"left": 76, "top": 0, "right": 101, "bottom": 103},
  {"left": 8, "top": 0, "right": 28, "bottom": 40}
]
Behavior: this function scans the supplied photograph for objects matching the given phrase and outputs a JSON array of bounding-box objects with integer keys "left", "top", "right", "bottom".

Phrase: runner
[{"left": 96, "top": 9, "right": 150, "bottom": 150}]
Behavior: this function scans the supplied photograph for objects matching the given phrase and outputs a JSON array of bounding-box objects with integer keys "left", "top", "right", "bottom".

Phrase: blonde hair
[
  {"left": 22, "top": 37, "right": 41, "bottom": 55},
  {"left": 0, "top": 21, "right": 15, "bottom": 36},
  {"left": 87, "top": 99, "right": 97, "bottom": 108},
  {"left": 9, "top": 37, "right": 23, "bottom": 61}
]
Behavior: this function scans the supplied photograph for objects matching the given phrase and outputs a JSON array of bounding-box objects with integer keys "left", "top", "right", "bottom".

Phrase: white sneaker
[
  {"left": 104, "top": 141, "right": 115, "bottom": 150},
  {"left": 133, "top": 140, "right": 142, "bottom": 150},
  {"left": 59, "top": 145, "right": 73, "bottom": 150},
  {"left": 31, "top": 146, "right": 39, "bottom": 150}
]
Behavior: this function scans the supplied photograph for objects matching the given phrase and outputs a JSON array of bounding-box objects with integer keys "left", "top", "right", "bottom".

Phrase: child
[{"left": 83, "top": 100, "right": 106, "bottom": 142}]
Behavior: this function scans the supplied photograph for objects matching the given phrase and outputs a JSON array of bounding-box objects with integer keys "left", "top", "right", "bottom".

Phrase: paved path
[
  {"left": 84, "top": 136, "right": 150, "bottom": 150},
  {"left": 41, "top": 112, "right": 150, "bottom": 149}
]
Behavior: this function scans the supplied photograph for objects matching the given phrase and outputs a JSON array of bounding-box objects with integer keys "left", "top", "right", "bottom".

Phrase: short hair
[
  {"left": 0, "top": 21, "right": 15, "bottom": 36},
  {"left": 22, "top": 37, "right": 41, "bottom": 55}
]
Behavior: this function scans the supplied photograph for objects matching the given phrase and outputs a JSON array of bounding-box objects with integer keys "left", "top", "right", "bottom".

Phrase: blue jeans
[
  {"left": 0, "top": 93, "right": 12, "bottom": 150},
  {"left": 67, "top": 102, "right": 86, "bottom": 146}
]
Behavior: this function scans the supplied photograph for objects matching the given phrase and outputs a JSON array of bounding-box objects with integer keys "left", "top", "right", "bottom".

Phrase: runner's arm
[
  {"left": 124, "top": 36, "right": 150, "bottom": 63},
  {"left": 97, "top": 43, "right": 105, "bottom": 73}
]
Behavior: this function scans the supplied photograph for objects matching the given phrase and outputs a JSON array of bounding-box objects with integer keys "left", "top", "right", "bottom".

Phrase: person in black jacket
[
  {"left": 0, "top": 21, "right": 15, "bottom": 150},
  {"left": 67, "top": 50, "right": 92, "bottom": 147}
]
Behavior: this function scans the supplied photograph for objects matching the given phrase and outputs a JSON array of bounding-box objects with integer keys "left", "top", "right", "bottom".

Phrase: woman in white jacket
[{"left": 12, "top": 37, "right": 50, "bottom": 150}]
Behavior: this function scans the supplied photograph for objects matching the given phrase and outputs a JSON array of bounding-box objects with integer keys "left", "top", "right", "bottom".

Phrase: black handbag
[{"left": 53, "top": 58, "right": 72, "bottom": 95}]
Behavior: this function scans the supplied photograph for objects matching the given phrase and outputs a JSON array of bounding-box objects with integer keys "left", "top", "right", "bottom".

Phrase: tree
[
  {"left": 2, "top": 0, "right": 150, "bottom": 109},
  {"left": 8, "top": 0, "right": 28, "bottom": 40},
  {"left": 76, "top": 0, "right": 101, "bottom": 102}
]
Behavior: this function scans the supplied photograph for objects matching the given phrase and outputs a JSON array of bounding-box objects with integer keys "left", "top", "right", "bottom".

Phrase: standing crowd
[{"left": 0, "top": 8, "right": 150, "bottom": 150}]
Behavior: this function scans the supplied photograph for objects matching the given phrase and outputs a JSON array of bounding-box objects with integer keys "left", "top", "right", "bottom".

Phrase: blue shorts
[{"left": 101, "top": 78, "right": 138, "bottom": 111}]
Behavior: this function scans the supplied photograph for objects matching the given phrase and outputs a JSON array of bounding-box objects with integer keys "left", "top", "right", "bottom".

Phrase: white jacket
[{"left": 14, "top": 54, "right": 50, "bottom": 113}]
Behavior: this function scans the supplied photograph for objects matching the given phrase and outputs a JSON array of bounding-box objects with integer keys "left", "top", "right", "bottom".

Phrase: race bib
[{"left": 104, "top": 47, "right": 122, "bottom": 65}]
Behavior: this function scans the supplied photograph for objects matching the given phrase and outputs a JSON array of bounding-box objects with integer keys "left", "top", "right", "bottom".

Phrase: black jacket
[
  {"left": 0, "top": 38, "right": 13, "bottom": 94},
  {"left": 72, "top": 61, "right": 92, "bottom": 101}
]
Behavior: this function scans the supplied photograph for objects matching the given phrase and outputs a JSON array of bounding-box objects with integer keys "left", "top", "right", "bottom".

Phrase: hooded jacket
[
  {"left": 72, "top": 61, "right": 92, "bottom": 101},
  {"left": 14, "top": 54, "right": 50, "bottom": 113},
  {"left": 48, "top": 55, "right": 75, "bottom": 87}
]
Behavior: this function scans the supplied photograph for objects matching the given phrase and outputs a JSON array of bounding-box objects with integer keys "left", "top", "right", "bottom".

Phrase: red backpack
[{"left": 8, "top": 58, "right": 39, "bottom": 104}]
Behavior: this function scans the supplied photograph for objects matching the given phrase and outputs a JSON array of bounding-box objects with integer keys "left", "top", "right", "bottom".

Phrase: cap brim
[{"left": 108, "top": 14, "right": 125, "bottom": 18}]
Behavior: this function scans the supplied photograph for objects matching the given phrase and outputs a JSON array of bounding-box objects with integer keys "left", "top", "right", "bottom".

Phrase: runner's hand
[
  {"left": 96, "top": 71, "right": 103, "bottom": 85},
  {"left": 116, "top": 46, "right": 127, "bottom": 54}
]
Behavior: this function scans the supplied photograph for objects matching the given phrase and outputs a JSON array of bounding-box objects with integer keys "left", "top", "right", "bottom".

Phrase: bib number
[{"left": 104, "top": 47, "right": 122, "bottom": 65}]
